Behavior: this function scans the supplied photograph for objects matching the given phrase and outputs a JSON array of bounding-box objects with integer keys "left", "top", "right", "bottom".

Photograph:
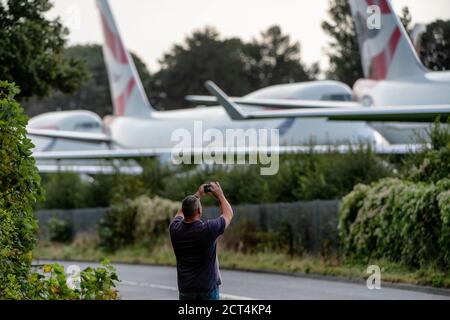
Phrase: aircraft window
[
  {"left": 320, "top": 94, "right": 352, "bottom": 101},
  {"left": 74, "top": 122, "right": 101, "bottom": 130}
]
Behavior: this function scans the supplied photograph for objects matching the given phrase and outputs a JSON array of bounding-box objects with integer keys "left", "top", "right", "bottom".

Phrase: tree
[
  {"left": 322, "top": 0, "right": 413, "bottom": 86},
  {"left": 243, "top": 26, "right": 317, "bottom": 89},
  {"left": 0, "top": 0, "right": 86, "bottom": 99},
  {"left": 26, "top": 25, "right": 316, "bottom": 113},
  {"left": 24, "top": 45, "right": 152, "bottom": 118},
  {"left": 420, "top": 20, "right": 450, "bottom": 71},
  {"left": 400, "top": 7, "right": 413, "bottom": 34},
  {"left": 149, "top": 26, "right": 316, "bottom": 110},
  {"left": 148, "top": 27, "right": 250, "bottom": 109},
  {"left": 321, "top": 0, "right": 363, "bottom": 86}
]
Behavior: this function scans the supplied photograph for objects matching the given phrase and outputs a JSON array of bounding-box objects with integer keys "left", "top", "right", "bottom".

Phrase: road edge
[{"left": 35, "top": 258, "right": 450, "bottom": 298}]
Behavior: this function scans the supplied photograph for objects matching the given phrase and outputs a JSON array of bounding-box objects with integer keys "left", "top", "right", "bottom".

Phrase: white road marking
[
  {"left": 120, "top": 280, "right": 257, "bottom": 300},
  {"left": 220, "top": 293, "right": 257, "bottom": 300}
]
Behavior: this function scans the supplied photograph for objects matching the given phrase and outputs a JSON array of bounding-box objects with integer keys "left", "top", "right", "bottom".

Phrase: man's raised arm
[{"left": 210, "top": 182, "right": 233, "bottom": 228}]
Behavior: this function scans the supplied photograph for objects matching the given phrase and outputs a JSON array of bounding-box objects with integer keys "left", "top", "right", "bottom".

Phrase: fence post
[{"left": 313, "top": 200, "right": 321, "bottom": 253}]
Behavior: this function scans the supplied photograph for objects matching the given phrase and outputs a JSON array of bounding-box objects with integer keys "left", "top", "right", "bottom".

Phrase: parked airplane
[
  {"left": 28, "top": 0, "right": 449, "bottom": 168},
  {"left": 196, "top": 0, "right": 450, "bottom": 144}
]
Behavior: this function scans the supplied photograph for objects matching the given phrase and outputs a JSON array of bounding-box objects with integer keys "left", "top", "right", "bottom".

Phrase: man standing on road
[{"left": 169, "top": 182, "right": 233, "bottom": 300}]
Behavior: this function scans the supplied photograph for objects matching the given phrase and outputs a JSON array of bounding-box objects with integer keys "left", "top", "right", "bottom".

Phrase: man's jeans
[{"left": 179, "top": 286, "right": 220, "bottom": 300}]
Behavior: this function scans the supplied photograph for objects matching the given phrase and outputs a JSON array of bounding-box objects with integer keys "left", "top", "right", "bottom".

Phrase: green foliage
[
  {"left": 27, "top": 261, "right": 119, "bottom": 300},
  {"left": 221, "top": 219, "right": 296, "bottom": 255},
  {"left": 340, "top": 121, "right": 450, "bottom": 269},
  {"left": 399, "top": 7, "right": 413, "bottom": 34},
  {"left": 322, "top": 1, "right": 449, "bottom": 84},
  {"left": 98, "top": 202, "right": 136, "bottom": 252},
  {"left": 149, "top": 27, "right": 250, "bottom": 109},
  {"left": 420, "top": 20, "right": 450, "bottom": 71},
  {"left": 159, "top": 146, "right": 390, "bottom": 204},
  {"left": 407, "top": 147, "right": 450, "bottom": 183},
  {"left": 339, "top": 178, "right": 449, "bottom": 268},
  {"left": 99, "top": 196, "right": 178, "bottom": 251},
  {"left": 291, "top": 146, "right": 391, "bottom": 200},
  {"left": 48, "top": 218, "right": 73, "bottom": 243},
  {"left": 27, "top": 25, "right": 316, "bottom": 113},
  {"left": 321, "top": 0, "right": 363, "bottom": 86},
  {"left": 133, "top": 196, "right": 179, "bottom": 245},
  {"left": 241, "top": 25, "right": 318, "bottom": 90},
  {"left": 150, "top": 25, "right": 316, "bottom": 109},
  {"left": 338, "top": 184, "right": 370, "bottom": 238},
  {"left": 39, "top": 166, "right": 151, "bottom": 209},
  {"left": 0, "top": 81, "right": 43, "bottom": 298},
  {"left": 38, "top": 146, "right": 391, "bottom": 209},
  {"left": 437, "top": 182, "right": 450, "bottom": 266},
  {"left": 0, "top": 0, "right": 86, "bottom": 99},
  {"left": 0, "top": 81, "right": 119, "bottom": 300},
  {"left": 25, "top": 45, "right": 151, "bottom": 117},
  {"left": 402, "top": 119, "right": 450, "bottom": 183},
  {"left": 39, "top": 173, "right": 90, "bottom": 209}
]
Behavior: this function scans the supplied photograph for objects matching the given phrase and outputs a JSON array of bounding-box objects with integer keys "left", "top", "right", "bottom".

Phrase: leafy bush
[
  {"left": 292, "top": 145, "right": 391, "bottom": 200},
  {"left": 156, "top": 146, "right": 390, "bottom": 205},
  {"left": 48, "top": 218, "right": 73, "bottom": 243},
  {"left": 437, "top": 180, "right": 450, "bottom": 266},
  {"left": 38, "top": 173, "right": 90, "bottom": 209},
  {"left": 0, "top": 81, "right": 43, "bottom": 298},
  {"left": 28, "top": 261, "right": 119, "bottom": 300},
  {"left": 39, "top": 170, "right": 149, "bottom": 209},
  {"left": 220, "top": 219, "right": 297, "bottom": 255},
  {"left": 99, "top": 196, "right": 178, "bottom": 251},
  {"left": 407, "top": 141, "right": 450, "bottom": 183},
  {"left": 98, "top": 202, "right": 136, "bottom": 251},
  {"left": 339, "top": 178, "right": 450, "bottom": 268},
  {"left": 339, "top": 121, "right": 450, "bottom": 268},
  {"left": 402, "top": 119, "right": 450, "bottom": 183},
  {"left": 37, "top": 143, "right": 392, "bottom": 210},
  {"left": 133, "top": 196, "right": 179, "bottom": 245},
  {"left": 0, "top": 81, "right": 119, "bottom": 299}
]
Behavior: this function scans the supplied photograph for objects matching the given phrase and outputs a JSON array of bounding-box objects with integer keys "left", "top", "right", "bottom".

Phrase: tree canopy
[
  {"left": 149, "top": 26, "right": 317, "bottom": 109},
  {"left": 420, "top": 20, "right": 450, "bottom": 71},
  {"left": 321, "top": 0, "right": 363, "bottom": 87},
  {"left": 25, "top": 25, "right": 316, "bottom": 114},
  {"left": 0, "top": 0, "right": 86, "bottom": 99},
  {"left": 24, "top": 45, "right": 152, "bottom": 118},
  {"left": 19, "top": 2, "right": 450, "bottom": 115}
]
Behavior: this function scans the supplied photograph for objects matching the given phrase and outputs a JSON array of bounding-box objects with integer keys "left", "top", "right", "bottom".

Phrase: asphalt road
[{"left": 39, "top": 261, "right": 449, "bottom": 300}]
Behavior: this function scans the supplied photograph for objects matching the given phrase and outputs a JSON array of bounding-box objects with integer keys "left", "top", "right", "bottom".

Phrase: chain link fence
[{"left": 35, "top": 200, "right": 340, "bottom": 253}]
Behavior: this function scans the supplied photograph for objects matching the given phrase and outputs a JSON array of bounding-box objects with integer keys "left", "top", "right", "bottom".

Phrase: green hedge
[
  {"left": 39, "top": 146, "right": 392, "bottom": 209},
  {"left": 339, "top": 178, "right": 450, "bottom": 268},
  {"left": 99, "top": 196, "right": 178, "bottom": 251},
  {"left": 0, "top": 81, "right": 119, "bottom": 299},
  {"left": 0, "top": 81, "right": 43, "bottom": 298}
]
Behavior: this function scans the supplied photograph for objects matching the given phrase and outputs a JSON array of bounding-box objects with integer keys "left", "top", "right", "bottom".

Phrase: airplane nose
[{"left": 353, "top": 127, "right": 390, "bottom": 146}]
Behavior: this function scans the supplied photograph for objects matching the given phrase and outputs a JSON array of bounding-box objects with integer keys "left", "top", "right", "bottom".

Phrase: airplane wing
[
  {"left": 33, "top": 144, "right": 421, "bottom": 161},
  {"left": 205, "top": 81, "right": 450, "bottom": 122},
  {"left": 33, "top": 148, "right": 172, "bottom": 160},
  {"left": 27, "top": 128, "right": 112, "bottom": 144},
  {"left": 185, "top": 95, "right": 358, "bottom": 109},
  {"left": 36, "top": 162, "right": 143, "bottom": 175}
]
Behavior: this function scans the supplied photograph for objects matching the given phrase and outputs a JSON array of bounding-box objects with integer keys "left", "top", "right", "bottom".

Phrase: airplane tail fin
[
  {"left": 349, "top": 0, "right": 427, "bottom": 80},
  {"left": 96, "top": 0, "right": 154, "bottom": 118}
]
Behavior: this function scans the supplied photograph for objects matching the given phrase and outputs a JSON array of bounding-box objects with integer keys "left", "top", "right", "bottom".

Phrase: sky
[{"left": 48, "top": 0, "right": 450, "bottom": 73}]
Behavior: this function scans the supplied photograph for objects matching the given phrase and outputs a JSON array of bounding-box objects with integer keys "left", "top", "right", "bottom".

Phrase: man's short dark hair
[{"left": 182, "top": 195, "right": 200, "bottom": 218}]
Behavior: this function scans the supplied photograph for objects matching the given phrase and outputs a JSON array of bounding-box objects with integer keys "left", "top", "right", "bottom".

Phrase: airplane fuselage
[
  {"left": 105, "top": 107, "right": 384, "bottom": 151},
  {"left": 353, "top": 71, "right": 450, "bottom": 144}
]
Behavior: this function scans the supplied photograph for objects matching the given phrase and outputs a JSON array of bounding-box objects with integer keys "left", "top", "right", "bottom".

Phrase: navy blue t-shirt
[{"left": 169, "top": 216, "right": 226, "bottom": 293}]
